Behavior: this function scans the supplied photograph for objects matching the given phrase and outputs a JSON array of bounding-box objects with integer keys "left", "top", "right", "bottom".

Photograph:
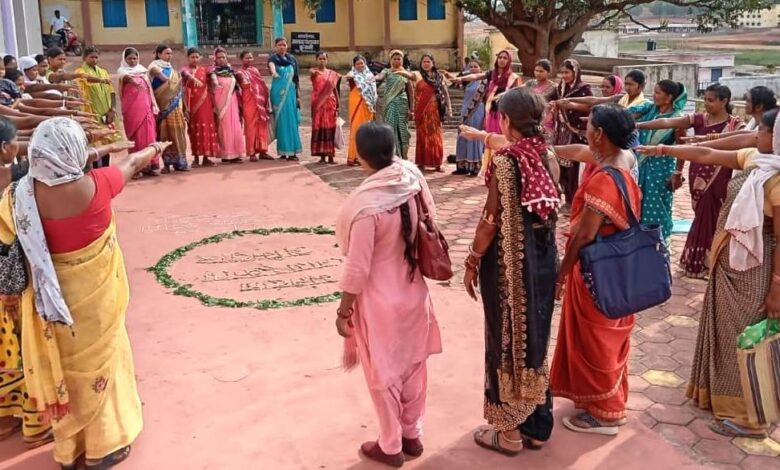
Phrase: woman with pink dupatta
[
  {"left": 117, "top": 47, "right": 160, "bottom": 177},
  {"left": 335, "top": 122, "right": 442, "bottom": 468},
  {"left": 209, "top": 47, "right": 246, "bottom": 164},
  {"left": 237, "top": 50, "right": 271, "bottom": 161}
]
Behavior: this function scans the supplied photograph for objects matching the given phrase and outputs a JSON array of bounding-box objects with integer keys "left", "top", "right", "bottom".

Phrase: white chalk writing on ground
[
  {"left": 196, "top": 247, "right": 312, "bottom": 264},
  {"left": 200, "top": 258, "right": 342, "bottom": 282},
  {"left": 141, "top": 213, "right": 260, "bottom": 234},
  {"left": 239, "top": 274, "right": 336, "bottom": 292}
]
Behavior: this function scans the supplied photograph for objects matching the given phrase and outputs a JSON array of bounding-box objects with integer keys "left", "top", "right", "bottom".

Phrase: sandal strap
[{"left": 576, "top": 413, "right": 604, "bottom": 428}]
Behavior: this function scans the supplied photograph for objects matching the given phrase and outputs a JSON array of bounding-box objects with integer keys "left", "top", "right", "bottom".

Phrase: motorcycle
[{"left": 42, "top": 27, "right": 82, "bottom": 56}]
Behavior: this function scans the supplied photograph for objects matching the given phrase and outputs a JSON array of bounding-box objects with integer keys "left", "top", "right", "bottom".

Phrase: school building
[{"left": 37, "top": 1, "right": 463, "bottom": 68}]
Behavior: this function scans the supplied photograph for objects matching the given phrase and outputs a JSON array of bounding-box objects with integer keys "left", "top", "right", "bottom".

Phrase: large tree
[{"left": 457, "top": 0, "right": 770, "bottom": 76}]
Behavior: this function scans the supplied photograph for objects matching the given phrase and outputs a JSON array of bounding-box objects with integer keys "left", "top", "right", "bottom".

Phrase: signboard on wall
[{"left": 290, "top": 32, "right": 320, "bottom": 54}]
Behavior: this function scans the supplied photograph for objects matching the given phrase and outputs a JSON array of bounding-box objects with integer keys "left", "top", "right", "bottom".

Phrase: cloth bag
[
  {"left": 737, "top": 318, "right": 780, "bottom": 426},
  {"left": 578, "top": 167, "right": 672, "bottom": 319},
  {"left": 335, "top": 116, "right": 345, "bottom": 150},
  {"left": 414, "top": 193, "right": 452, "bottom": 281},
  {"left": 0, "top": 183, "right": 27, "bottom": 296}
]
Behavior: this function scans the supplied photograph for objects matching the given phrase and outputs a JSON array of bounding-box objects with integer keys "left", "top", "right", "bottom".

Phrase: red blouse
[{"left": 42, "top": 166, "right": 124, "bottom": 254}]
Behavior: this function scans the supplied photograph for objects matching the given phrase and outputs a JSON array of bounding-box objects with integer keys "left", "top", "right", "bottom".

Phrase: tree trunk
[{"left": 496, "top": 22, "right": 588, "bottom": 78}]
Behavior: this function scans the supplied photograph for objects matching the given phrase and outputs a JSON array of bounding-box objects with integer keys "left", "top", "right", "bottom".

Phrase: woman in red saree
[
  {"left": 395, "top": 55, "right": 452, "bottom": 172},
  {"left": 181, "top": 48, "right": 219, "bottom": 167},
  {"left": 551, "top": 104, "right": 640, "bottom": 436},
  {"left": 117, "top": 47, "right": 159, "bottom": 177},
  {"left": 237, "top": 50, "right": 271, "bottom": 161},
  {"left": 310, "top": 51, "right": 340, "bottom": 164}
]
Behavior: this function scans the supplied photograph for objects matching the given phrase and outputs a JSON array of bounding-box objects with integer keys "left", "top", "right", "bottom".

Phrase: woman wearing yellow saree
[
  {"left": 0, "top": 117, "right": 168, "bottom": 469},
  {"left": 75, "top": 46, "right": 121, "bottom": 164}
]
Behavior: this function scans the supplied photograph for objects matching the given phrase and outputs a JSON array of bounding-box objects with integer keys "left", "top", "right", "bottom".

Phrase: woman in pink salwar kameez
[
  {"left": 117, "top": 47, "right": 160, "bottom": 177},
  {"left": 335, "top": 122, "right": 442, "bottom": 468},
  {"left": 209, "top": 47, "right": 246, "bottom": 163}
]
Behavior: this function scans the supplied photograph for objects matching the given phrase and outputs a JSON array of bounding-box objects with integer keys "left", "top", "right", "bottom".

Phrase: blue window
[
  {"left": 399, "top": 0, "right": 417, "bottom": 21},
  {"left": 102, "top": 0, "right": 128, "bottom": 28},
  {"left": 283, "top": 0, "right": 296, "bottom": 24},
  {"left": 316, "top": 0, "right": 336, "bottom": 23},
  {"left": 427, "top": 0, "right": 445, "bottom": 20},
  {"left": 145, "top": 0, "right": 170, "bottom": 27}
]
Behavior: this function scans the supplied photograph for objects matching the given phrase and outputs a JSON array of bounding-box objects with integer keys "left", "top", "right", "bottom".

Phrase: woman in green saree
[
  {"left": 375, "top": 50, "right": 413, "bottom": 159},
  {"left": 628, "top": 80, "right": 687, "bottom": 244}
]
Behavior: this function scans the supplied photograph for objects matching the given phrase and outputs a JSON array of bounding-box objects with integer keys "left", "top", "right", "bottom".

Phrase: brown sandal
[
  {"left": 23, "top": 428, "right": 54, "bottom": 449},
  {"left": 474, "top": 428, "right": 523, "bottom": 456}
]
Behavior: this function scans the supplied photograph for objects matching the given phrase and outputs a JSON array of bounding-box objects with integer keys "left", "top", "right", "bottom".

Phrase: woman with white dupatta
[
  {"left": 636, "top": 108, "right": 780, "bottom": 440},
  {"left": 335, "top": 122, "right": 442, "bottom": 468}
]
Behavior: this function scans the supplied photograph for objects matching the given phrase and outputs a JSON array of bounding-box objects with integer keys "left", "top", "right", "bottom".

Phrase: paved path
[{"left": 304, "top": 126, "right": 780, "bottom": 469}]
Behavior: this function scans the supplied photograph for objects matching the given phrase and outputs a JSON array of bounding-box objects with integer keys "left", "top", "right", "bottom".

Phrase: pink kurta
[
  {"left": 213, "top": 74, "right": 246, "bottom": 159},
  {"left": 340, "top": 200, "right": 442, "bottom": 390}
]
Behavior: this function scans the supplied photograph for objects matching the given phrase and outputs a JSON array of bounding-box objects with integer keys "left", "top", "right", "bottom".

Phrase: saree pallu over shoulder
[
  {"left": 9, "top": 209, "right": 142, "bottom": 462},
  {"left": 482, "top": 155, "right": 553, "bottom": 431}
]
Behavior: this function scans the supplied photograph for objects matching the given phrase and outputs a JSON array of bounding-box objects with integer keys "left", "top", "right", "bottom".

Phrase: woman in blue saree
[
  {"left": 628, "top": 80, "right": 687, "bottom": 244},
  {"left": 148, "top": 44, "right": 189, "bottom": 172},
  {"left": 268, "top": 37, "right": 302, "bottom": 161}
]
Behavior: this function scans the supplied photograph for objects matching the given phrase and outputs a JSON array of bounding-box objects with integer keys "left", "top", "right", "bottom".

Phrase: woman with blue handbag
[
  {"left": 460, "top": 88, "right": 561, "bottom": 455},
  {"left": 550, "top": 104, "right": 642, "bottom": 436}
]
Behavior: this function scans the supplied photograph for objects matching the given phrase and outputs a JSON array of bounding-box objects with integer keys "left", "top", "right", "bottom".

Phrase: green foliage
[
  {"left": 465, "top": 37, "right": 491, "bottom": 68},
  {"left": 147, "top": 226, "right": 342, "bottom": 311}
]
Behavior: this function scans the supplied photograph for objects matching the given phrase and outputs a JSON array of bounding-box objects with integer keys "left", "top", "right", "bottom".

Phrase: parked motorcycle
[{"left": 42, "top": 27, "right": 82, "bottom": 56}]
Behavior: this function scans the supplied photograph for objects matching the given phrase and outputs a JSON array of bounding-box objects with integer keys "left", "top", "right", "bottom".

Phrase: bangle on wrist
[
  {"left": 483, "top": 133, "right": 492, "bottom": 147},
  {"left": 772, "top": 272, "right": 780, "bottom": 284},
  {"left": 468, "top": 243, "right": 484, "bottom": 260}
]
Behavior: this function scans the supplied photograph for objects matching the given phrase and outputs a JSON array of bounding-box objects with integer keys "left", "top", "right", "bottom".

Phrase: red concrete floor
[{"left": 0, "top": 159, "right": 708, "bottom": 470}]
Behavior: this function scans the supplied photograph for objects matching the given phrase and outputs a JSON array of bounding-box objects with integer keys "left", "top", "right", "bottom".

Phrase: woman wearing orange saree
[
  {"left": 346, "top": 55, "right": 376, "bottom": 166},
  {"left": 395, "top": 54, "right": 452, "bottom": 172},
  {"left": 310, "top": 51, "right": 340, "bottom": 164},
  {"left": 551, "top": 104, "right": 640, "bottom": 436}
]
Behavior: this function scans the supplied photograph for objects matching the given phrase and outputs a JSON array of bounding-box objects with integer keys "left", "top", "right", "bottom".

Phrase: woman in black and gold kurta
[{"left": 460, "top": 87, "right": 561, "bottom": 455}]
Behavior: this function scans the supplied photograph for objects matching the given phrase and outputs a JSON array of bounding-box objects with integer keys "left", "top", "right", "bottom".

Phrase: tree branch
[{"left": 623, "top": 11, "right": 670, "bottom": 31}]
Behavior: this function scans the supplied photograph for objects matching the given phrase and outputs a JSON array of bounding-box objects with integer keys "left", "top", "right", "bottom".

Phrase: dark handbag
[
  {"left": 0, "top": 182, "right": 28, "bottom": 296},
  {"left": 414, "top": 193, "right": 453, "bottom": 281},
  {"left": 578, "top": 167, "right": 672, "bottom": 319}
]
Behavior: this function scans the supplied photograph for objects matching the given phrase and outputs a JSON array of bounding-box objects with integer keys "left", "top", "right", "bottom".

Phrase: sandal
[
  {"left": 249, "top": 155, "right": 259, "bottom": 162},
  {"left": 520, "top": 433, "right": 544, "bottom": 450},
  {"left": 202, "top": 158, "right": 217, "bottom": 167},
  {"left": 23, "top": 428, "right": 54, "bottom": 449},
  {"left": 709, "top": 419, "right": 768, "bottom": 439},
  {"left": 191, "top": 161, "right": 201, "bottom": 168},
  {"left": 562, "top": 413, "right": 619, "bottom": 436},
  {"left": 0, "top": 419, "right": 21, "bottom": 441},
  {"left": 84, "top": 445, "right": 131, "bottom": 470},
  {"left": 473, "top": 428, "right": 523, "bottom": 456}
]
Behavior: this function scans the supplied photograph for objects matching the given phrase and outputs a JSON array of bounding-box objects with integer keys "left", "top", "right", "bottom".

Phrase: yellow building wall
[
  {"left": 280, "top": 0, "right": 350, "bottom": 48},
  {"left": 388, "top": 1, "right": 458, "bottom": 47},
  {"left": 351, "top": 0, "right": 385, "bottom": 47},
  {"left": 39, "top": 0, "right": 84, "bottom": 36},
  {"left": 88, "top": 0, "right": 183, "bottom": 46}
]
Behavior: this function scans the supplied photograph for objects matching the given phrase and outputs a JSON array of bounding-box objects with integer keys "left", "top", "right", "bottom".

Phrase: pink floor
[{"left": 0, "top": 161, "right": 707, "bottom": 469}]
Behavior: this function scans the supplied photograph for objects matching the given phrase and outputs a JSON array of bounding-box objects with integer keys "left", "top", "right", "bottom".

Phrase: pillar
[
  {"left": 255, "top": 0, "right": 264, "bottom": 46},
  {"left": 1, "top": 0, "right": 16, "bottom": 56},
  {"left": 12, "top": 0, "right": 42, "bottom": 56},
  {"left": 272, "top": 0, "right": 284, "bottom": 39},
  {"left": 181, "top": 0, "right": 198, "bottom": 48}
]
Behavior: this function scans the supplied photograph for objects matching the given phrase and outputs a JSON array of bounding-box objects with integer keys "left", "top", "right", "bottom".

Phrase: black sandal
[{"left": 84, "top": 445, "right": 132, "bottom": 470}]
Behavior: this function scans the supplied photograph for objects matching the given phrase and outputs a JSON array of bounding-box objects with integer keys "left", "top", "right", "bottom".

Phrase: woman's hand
[
  {"left": 555, "top": 281, "right": 565, "bottom": 301},
  {"left": 459, "top": 125, "right": 484, "bottom": 141},
  {"left": 634, "top": 145, "right": 658, "bottom": 156},
  {"left": 108, "top": 141, "right": 136, "bottom": 153},
  {"left": 335, "top": 315, "right": 353, "bottom": 337},
  {"left": 105, "top": 109, "right": 116, "bottom": 125},
  {"left": 464, "top": 267, "right": 479, "bottom": 301},
  {"left": 191, "top": 78, "right": 204, "bottom": 88},
  {"left": 668, "top": 172, "right": 684, "bottom": 192},
  {"left": 680, "top": 135, "right": 707, "bottom": 144},
  {"left": 764, "top": 284, "right": 780, "bottom": 319}
]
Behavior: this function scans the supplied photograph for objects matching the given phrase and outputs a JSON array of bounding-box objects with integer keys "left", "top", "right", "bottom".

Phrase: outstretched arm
[
  {"left": 636, "top": 115, "right": 691, "bottom": 130},
  {"left": 553, "top": 144, "right": 594, "bottom": 163},
  {"left": 635, "top": 143, "right": 740, "bottom": 169},
  {"left": 113, "top": 141, "right": 172, "bottom": 182}
]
